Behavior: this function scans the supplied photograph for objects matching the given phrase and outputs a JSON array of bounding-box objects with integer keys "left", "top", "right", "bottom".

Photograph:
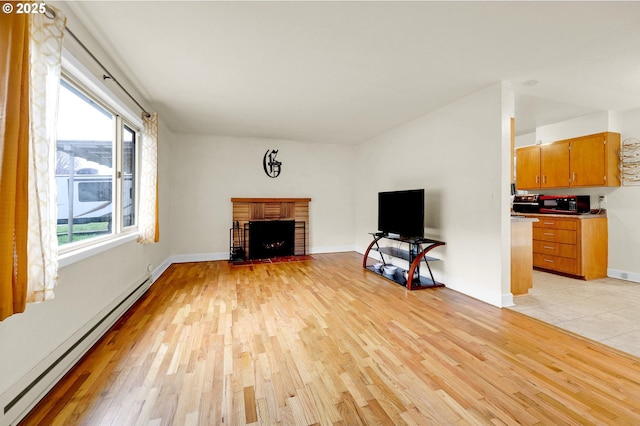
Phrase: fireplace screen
[{"left": 248, "top": 220, "right": 295, "bottom": 259}]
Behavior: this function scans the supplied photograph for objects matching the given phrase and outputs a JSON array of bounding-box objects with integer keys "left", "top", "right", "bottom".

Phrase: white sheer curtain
[
  {"left": 27, "top": 6, "right": 66, "bottom": 302},
  {"left": 137, "top": 112, "right": 159, "bottom": 244}
]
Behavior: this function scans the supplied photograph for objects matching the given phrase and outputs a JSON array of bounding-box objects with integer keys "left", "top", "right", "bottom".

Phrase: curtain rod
[{"left": 46, "top": 6, "right": 151, "bottom": 118}]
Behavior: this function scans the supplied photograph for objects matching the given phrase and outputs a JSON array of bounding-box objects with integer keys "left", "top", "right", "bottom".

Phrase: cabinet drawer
[
  {"left": 533, "top": 228, "right": 577, "bottom": 244},
  {"left": 533, "top": 218, "right": 577, "bottom": 230},
  {"left": 533, "top": 240, "right": 577, "bottom": 259},
  {"left": 534, "top": 253, "right": 578, "bottom": 274}
]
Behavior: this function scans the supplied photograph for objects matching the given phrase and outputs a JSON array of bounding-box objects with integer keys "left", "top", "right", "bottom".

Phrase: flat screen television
[{"left": 378, "top": 189, "right": 424, "bottom": 238}]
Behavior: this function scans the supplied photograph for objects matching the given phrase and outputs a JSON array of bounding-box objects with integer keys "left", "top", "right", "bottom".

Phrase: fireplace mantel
[
  {"left": 231, "top": 197, "right": 311, "bottom": 258},
  {"left": 231, "top": 197, "right": 311, "bottom": 203}
]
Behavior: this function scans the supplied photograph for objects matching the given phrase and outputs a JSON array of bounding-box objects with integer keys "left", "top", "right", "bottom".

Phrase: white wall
[
  {"left": 515, "top": 132, "right": 536, "bottom": 148},
  {"left": 515, "top": 111, "right": 613, "bottom": 148},
  {"left": 535, "top": 111, "right": 614, "bottom": 143},
  {"left": 169, "top": 134, "right": 357, "bottom": 259},
  {"left": 605, "top": 109, "right": 640, "bottom": 281},
  {"left": 355, "top": 83, "right": 512, "bottom": 307}
]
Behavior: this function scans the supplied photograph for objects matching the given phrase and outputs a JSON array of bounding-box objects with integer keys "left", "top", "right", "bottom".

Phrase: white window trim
[
  {"left": 119, "top": 120, "right": 140, "bottom": 232},
  {"left": 57, "top": 49, "right": 143, "bottom": 265},
  {"left": 62, "top": 49, "right": 142, "bottom": 129}
]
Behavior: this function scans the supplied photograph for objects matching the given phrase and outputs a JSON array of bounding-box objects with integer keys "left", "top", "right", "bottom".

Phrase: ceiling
[{"left": 63, "top": 1, "right": 640, "bottom": 144}]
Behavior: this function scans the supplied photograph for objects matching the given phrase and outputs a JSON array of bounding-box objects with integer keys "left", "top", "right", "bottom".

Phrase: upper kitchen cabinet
[
  {"left": 515, "top": 145, "right": 541, "bottom": 189},
  {"left": 515, "top": 132, "right": 620, "bottom": 190},
  {"left": 515, "top": 142, "right": 570, "bottom": 189},
  {"left": 541, "top": 141, "right": 570, "bottom": 188},
  {"left": 568, "top": 132, "right": 620, "bottom": 187}
]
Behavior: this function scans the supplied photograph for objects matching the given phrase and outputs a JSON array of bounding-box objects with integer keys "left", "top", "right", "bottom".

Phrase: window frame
[
  {"left": 57, "top": 51, "right": 143, "bottom": 263},
  {"left": 120, "top": 121, "right": 138, "bottom": 231}
]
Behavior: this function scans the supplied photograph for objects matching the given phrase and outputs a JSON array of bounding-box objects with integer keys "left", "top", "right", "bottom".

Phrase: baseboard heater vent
[{"left": 2, "top": 275, "right": 151, "bottom": 425}]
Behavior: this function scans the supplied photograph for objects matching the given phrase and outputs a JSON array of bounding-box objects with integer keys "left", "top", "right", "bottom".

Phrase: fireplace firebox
[{"left": 248, "top": 220, "right": 295, "bottom": 260}]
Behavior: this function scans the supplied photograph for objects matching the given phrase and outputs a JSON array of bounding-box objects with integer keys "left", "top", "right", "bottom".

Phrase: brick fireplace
[{"left": 231, "top": 198, "right": 311, "bottom": 260}]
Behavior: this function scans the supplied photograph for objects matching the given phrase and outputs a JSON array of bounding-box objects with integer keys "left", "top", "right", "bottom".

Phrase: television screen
[{"left": 378, "top": 189, "right": 424, "bottom": 238}]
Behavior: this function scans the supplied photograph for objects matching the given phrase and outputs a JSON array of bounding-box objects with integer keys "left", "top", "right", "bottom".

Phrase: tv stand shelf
[{"left": 363, "top": 233, "right": 445, "bottom": 290}]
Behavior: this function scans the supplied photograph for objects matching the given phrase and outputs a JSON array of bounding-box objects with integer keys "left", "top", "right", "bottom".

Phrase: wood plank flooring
[{"left": 19, "top": 252, "right": 640, "bottom": 425}]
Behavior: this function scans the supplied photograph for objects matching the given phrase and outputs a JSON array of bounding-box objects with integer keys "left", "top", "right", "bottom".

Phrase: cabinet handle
[
  {"left": 544, "top": 259, "right": 555, "bottom": 263},
  {"left": 543, "top": 175, "right": 547, "bottom": 184},
  {"left": 543, "top": 246, "right": 555, "bottom": 250},
  {"left": 535, "top": 175, "right": 539, "bottom": 184},
  {"left": 544, "top": 232, "right": 555, "bottom": 236},
  {"left": 543, "top": 222, "right": 555, "bottom": 225},
  {"left": 573, "top": 172, "right": 577, "bottom": 182}
]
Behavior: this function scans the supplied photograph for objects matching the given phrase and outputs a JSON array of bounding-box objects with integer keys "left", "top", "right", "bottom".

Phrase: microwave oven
[{"left": 539, "top": 195, "right": 590, "bottom": 214}]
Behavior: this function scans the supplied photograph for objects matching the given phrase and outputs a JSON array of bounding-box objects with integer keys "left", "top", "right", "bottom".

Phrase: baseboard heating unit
[{"left": 1, "top": 275, "right": 152, "bottom": 426}]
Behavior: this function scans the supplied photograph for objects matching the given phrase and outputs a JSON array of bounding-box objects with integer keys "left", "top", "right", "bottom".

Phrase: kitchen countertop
[
  {"left": 510, "top": 216, "right": 539, "bottom": 222},
  {"left": 511, "top": 212, "right": 606, "bottom": 219}
]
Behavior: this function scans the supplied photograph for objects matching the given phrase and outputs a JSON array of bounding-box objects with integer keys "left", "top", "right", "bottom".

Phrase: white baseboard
[
  {"left": 607, "top": 268, "right": 640, "bottom": 283},
  {"left": 2, "top": 275, "right": 151, "bottom": 426},
  {"left": 170, "top": 252, "right": 228, "bottom": 264},
  {"left": 310, "top": 245, "right": 355, "bottom": 254},
  {"left": 168, "top": 246, "right": 357, "bottom": 264},
  {"left": 502, "top": 293, "right": 515, "bottom": 307},
  {"left": 151, "top": 257, "right": 173, "bottom": 283}
]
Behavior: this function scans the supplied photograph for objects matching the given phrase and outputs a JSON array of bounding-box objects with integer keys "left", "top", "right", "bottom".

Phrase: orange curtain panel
[{"left": 0, "top": 13, "right": 30, "bottom": 320}]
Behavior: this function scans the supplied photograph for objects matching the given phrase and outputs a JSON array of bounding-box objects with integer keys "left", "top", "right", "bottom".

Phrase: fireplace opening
[{"left": 248, "top": 220, "right": 295, "bottom": 259}]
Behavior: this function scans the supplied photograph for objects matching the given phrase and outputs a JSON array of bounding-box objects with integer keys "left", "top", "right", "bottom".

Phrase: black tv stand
[{"left": 362, "top": 233, "right": 445, "bottom": 290}]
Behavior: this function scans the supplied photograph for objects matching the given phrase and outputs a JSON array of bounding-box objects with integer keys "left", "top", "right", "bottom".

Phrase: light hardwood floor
[{"left": 20, "top": 253, "right": 640, "bottom": 425}]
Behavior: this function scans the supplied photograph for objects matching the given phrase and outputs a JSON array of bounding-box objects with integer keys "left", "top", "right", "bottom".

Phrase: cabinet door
[
  {"left": 515, "top": 146, "right": 540, "bottom": 189},
  {"left": 570, "top": 134, "right": 606, "bottom": 186},
  {"left": 541, "top": 142, "right": 570, "bottom": 188}
]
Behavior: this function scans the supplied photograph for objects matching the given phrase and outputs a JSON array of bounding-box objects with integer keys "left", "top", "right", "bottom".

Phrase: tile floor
[{"left": 508, "top": 270, "right": 640, "bottom": 359}]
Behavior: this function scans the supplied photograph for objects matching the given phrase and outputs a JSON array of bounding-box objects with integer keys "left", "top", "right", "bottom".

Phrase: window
[
  {"left": 123, "top": 125, "right": 136, "bottom": 228},
  {"left": 56, "top": 77, "right": 139, "bottom": 247}
]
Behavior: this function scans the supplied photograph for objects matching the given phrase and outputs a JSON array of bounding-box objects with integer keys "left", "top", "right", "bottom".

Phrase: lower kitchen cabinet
[{"left": 527, "top": 214, "right": 608, "bottom": 280}]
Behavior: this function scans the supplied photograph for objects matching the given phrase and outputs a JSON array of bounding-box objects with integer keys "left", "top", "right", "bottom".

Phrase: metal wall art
[{"left": 263, "top": 149, "right": 282, "bottom": 178}]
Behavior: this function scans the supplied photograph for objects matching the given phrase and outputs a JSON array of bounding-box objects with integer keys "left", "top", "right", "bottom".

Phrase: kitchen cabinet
[
  {"left": 515, "top": 132, "right": 620, "bottom": 190},
  {"left": 516, "top": 143, "right": 570, "bottom": 189},
  {"left": 541, "top": 141, "right": 570, "bottom": 188},
  {"left": 569, "top": 133, "right": 620, "bottom": 187},
  {"left": 515, "top": 145, "right": 541, "bottom": 189},
  {"left": 526, "top": 214, "right": 607, "bottom": 280}
]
